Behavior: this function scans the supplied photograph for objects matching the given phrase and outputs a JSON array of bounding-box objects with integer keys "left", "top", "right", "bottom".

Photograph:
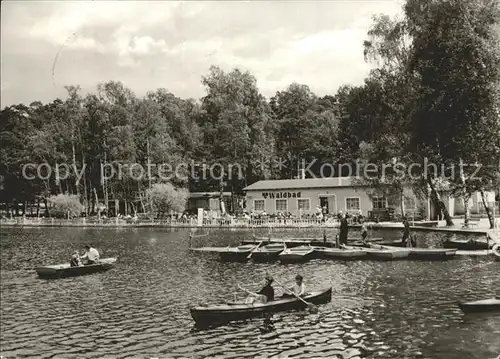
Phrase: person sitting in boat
[
  {"left": 239, "top": 276, "right": 275, "bottom": 304},
  {"left": 284, "top": 274, "right": 306, "bottom": 298},
  {"left": 80, "top": 245, "right": 100, "bottom": 265},
  {"left": 70, "top": 251, "right": 83, "bottom": 267}
]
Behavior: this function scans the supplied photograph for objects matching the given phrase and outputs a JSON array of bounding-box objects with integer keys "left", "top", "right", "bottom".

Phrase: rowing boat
[
  {"left": 219, "top": 243, "right": 261, "bottom": 262},
  {"left": 279, "top": 245, "right": 315, "bottom": 263},
  {"left": 250, "top": 243, "right": 286, "bottom": 262},
  {"left": 443, "top": 238, "right": 493, "bottom": 250},
  {"left": 312, "top": 246, "right": 367, "bottom": 260},
  {"left": 344, "top": 244, "right": 409, "bottom": 260},
  {"left": 190, "top": 287, "right": 332, "bottom": 325},
  {"left": 377, "top": 245, "right": 456, "bottom": 260},
  {"left": 246, "top": 236, "right": 335, "bottom": 248},
  {"left": 458, "top": 298, "right": 500, "bottom": 313},
  {"left": 35, "top": 257, "right": 117, "bottom": 279}
]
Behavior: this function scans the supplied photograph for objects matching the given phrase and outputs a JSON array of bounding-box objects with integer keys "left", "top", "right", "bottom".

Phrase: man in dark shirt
[
  {"left": 401, "top": 216, "right": 416, "bottom": 247},
  {"left": 339, "top": 213, "right": 349, "bottom": 246},
  {"left": 240, "top": 276, "right": 275, "bottom": 303},
  {"left": 257, "top": 276, "right": 275, "bottom": 302}
]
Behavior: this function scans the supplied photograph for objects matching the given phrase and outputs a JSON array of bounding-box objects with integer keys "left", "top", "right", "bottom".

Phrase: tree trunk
[
  {"left": 102, "top": 155, "right": 109, "bottom": 213},
  {"left": 93, "top": 187, "right": 100, "bottom": 219},
  {"left": 400, "top": 190, "right": 405, "bottom": 217},
  {"left": 462, "top": 192, "right": 470, "bottom": 225},
  {"left": 72, "top": 142, "right": 80, "bottom": 196},
  {"left": 427, "top": 175, "right": 454, "bottom": 226},
  {"left": 480, "top": 189, "right": 494, "bottom": 229},
  {"left": 83, "top": 162, "right": 89, "bottom": 216}
]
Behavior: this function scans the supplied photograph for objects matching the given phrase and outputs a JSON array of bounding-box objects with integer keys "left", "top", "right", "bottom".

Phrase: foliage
[
  {"left": 146, "top": 183, "right": 188, "bottom": 217},
  {"left": 47, "top": 194, "right": 84, "bottom": 218}
]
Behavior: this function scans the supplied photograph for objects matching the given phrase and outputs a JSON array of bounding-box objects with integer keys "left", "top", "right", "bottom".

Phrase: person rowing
[
  {"left": 283, "top": 274, "right": 306, "bottom": 298},
  {"left": 239, "top": 275, "right": 275, "bottom": 304},
  {"left": 80, "top": 245, "right": 100, "bottom": 265}
]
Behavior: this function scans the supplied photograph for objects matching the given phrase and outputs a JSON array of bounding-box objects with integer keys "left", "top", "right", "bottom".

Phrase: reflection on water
[{"left": 0, "top": 227, "right": 499, "bottom": 358}]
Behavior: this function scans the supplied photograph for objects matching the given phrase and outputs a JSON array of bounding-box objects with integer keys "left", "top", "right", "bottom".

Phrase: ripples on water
[{"left": 0, "top": 227, "right": 499, "bottom": 358}]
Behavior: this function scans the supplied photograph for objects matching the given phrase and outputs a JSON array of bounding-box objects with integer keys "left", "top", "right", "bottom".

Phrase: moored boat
[
  {"left": 190, "top": 287, "right": 332, "bottom": 325},
  {"left": 443, "top": 238, "right": 493, "bottom": 251},
  {"left": 378, "top": 245, "right": 457, "bottom": 260},
  {"left": 344, "top": 244, "right": 409, "bottom": 260},
  {"left": 250, "top": 243, "right": 286, "bottom": 262},
  {"left": 458, "top": 298, "right": 500, "bottom": 313},
  {"left": 219, "top": 243, "right": 261, "bottom": 262},
  {"left": 313, "top": 246, "right": 367, "bottom": 260},
  {"left": 35, "top": 257, "right": 117, "bottom": 279},
  {"left": 279, "top": 245, "right": 315, "bottom": 263}
]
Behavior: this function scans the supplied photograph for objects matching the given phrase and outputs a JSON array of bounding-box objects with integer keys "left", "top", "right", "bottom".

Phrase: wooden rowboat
[
  {"left": 443, "top": 238, "right": 493, "bottom": 251},
  {"left": 279, "top": 245, "right": 315, "bottom": 263},
  {"left": 344, "top": 245, "right": 409, "bottom": 260},
  {"left": 219, "top": 243, "right": 261, "bottom": 262},
  {"left": 250, "top": 243, "right": 286, "bottom": 262},
  {"left": 35, "top": 257, "right": 117, "bottom": 279},
  {"left": 377, "top": 245, "right": 456, "bottom": 260},
  {"left": 312, "top": 246, "right": 367, "bottom": 260},
  {"left": 458, "top": 298, "right": 500, "bottom": 313},
  {"left": 190, "top": 287, "right": 332, "bottom": 325}
]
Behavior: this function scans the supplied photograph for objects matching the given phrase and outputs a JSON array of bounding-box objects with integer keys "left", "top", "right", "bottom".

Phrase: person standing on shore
[
  {"left": 339, "top": 213, "right": 349, "bottom": 246},
  {"left": 360, "top": 221, "right": 368, "bottom": 244},
  {"left": 401, "top": 216, "right": 416, "bottom": 247}
]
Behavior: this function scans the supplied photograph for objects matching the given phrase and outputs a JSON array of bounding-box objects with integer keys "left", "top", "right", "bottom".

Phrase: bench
[{"left": 463, "top": 218, "right": 480, "bottom": 228}]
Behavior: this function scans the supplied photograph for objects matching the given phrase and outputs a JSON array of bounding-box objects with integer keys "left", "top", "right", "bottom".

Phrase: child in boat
[{"left": 70, "top": 251, "right": 83, "bottom": 267}]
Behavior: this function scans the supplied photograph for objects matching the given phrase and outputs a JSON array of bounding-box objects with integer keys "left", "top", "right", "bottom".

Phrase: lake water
[{"left": 0, "top": 227, "right": 499, "bottom": 359}]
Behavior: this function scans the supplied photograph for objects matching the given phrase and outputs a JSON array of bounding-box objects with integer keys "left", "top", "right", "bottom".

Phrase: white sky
[{"left": 1, "top": 1, "right": 404, "bottom": 106}]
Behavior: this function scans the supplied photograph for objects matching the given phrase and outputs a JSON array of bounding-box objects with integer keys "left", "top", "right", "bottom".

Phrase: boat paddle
[{"left": 274, "top": 279, "right": 318, "bottom": 313}]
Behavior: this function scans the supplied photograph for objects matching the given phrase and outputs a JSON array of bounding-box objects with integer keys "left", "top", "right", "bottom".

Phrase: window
[
  {"left": 276, "top": 199, "right": 287, "bottom": 211},
  {"left": 346, "top": 197, "right": 360, "bottom": 211},
  {"left": 254, "top": 199, "right": 265, "bottom": 211},
  {"left": 404, "top": 196, "right": 416, "bottom": 210},
  {"left": 298, "top": 198, "right": 310, "bottom": 210},
  {"left": 372, "top": 196, "right": 387, "bottom": 209}
]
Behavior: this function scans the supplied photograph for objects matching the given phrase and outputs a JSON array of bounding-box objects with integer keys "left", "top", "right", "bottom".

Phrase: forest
[{"left": 1, "top": 0, "right": 500, "bottom": 226}]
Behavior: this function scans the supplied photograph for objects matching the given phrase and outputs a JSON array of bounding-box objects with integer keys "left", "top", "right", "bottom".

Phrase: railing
[{"left": 0, "top": 216, "right": 341, "bottom": 228}]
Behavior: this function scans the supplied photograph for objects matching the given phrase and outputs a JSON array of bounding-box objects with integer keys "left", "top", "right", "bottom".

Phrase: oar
[
  {"left": 247, "top": 241, "right": 263, "bottom": 259},
  {"left": 274, "top": 279, "right": 318, "bottom": 313}
]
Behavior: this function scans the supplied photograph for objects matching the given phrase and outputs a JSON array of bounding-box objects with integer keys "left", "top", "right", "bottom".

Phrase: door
[{"left": 319, "top": 197, "right": 329, "bottom": 214}]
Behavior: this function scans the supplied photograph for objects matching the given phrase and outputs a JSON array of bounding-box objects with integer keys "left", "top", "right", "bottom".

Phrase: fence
[{"left": 0, "top": 216, "right": 341, "bottom": 228}]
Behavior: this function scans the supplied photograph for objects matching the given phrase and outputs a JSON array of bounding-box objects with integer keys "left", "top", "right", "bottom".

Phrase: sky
[{"left": 1, "top": 1, "right": 404, "bottom": 107}]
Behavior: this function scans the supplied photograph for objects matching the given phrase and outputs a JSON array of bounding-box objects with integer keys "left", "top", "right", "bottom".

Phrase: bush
[{"left": 47, "top": 194, "right": 84, "bottom": 219}]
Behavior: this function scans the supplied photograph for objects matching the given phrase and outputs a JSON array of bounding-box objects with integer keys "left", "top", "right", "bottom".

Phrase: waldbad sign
[{"left": 262, "top": 192, "right": 301, "bottom": 199}]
